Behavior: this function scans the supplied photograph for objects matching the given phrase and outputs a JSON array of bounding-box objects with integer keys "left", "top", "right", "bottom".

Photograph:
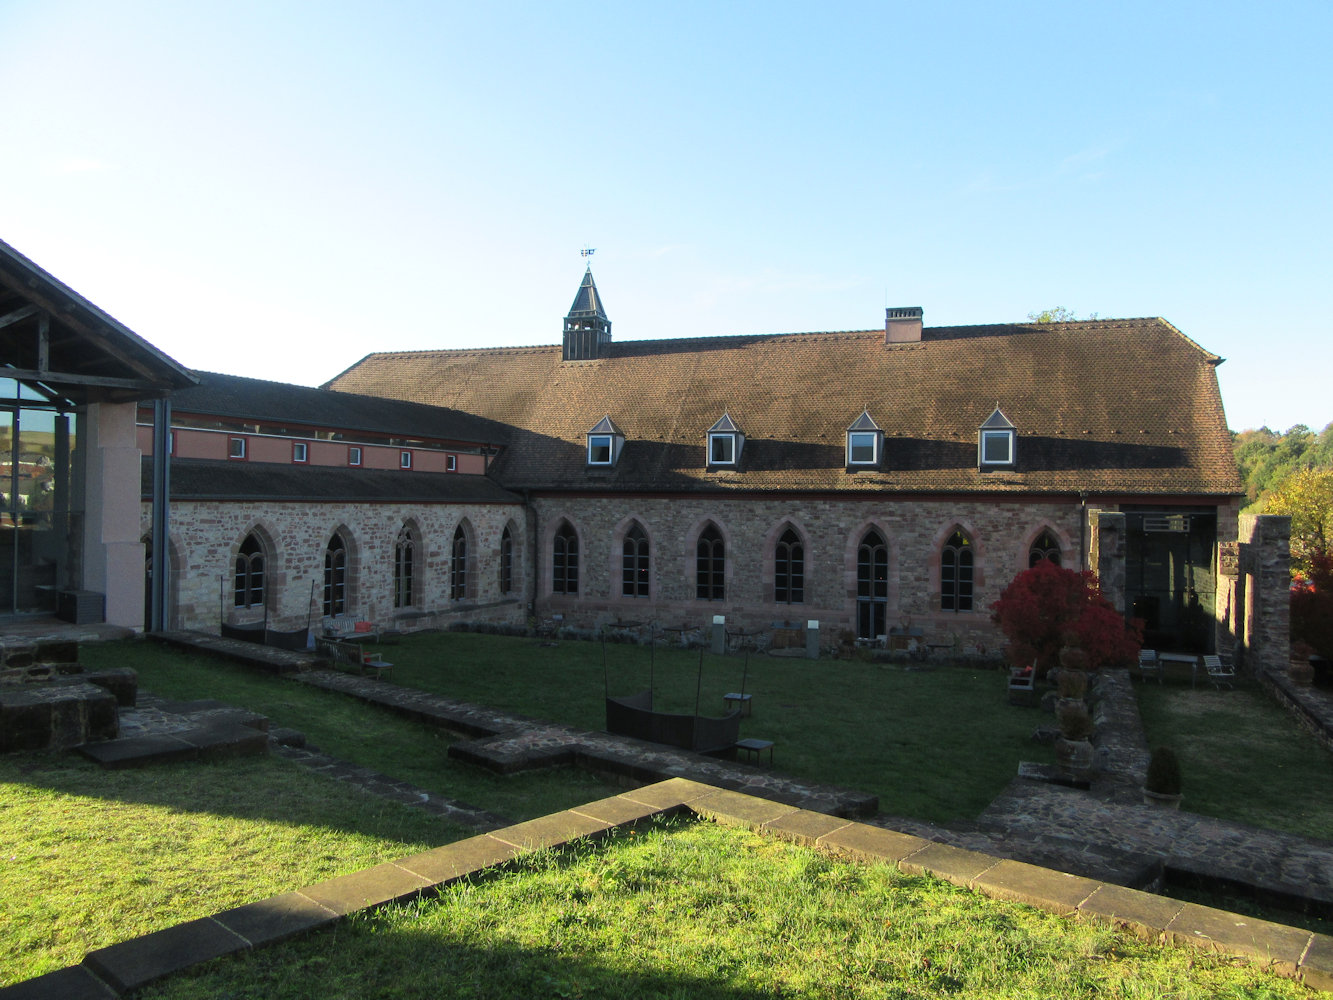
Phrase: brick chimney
[{"left": 886, "top": 306, "right": 923, "bottom": 344}]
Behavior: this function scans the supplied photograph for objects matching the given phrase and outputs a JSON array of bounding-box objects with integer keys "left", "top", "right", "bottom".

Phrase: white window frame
[
  {"left": 348, "top": 446, "right": 362, "bottom": 466},
  {"left": 708, "top": 432, "right": 736, "bottom": 466},
  {"left": 446, "top": 454, "right": 457, "bottom": 472},
  {"left": 587, "top": 434, "right": 613, "bottom": 466},
  {"left": 400, "top": 450, "right": 413, "bottom": 469},
  {"left": 229, "top": 437, "right": 246, "bottom": 460},
  {"left": 980, "top": 429, "right": 1015, "bottom": 466},
  {"left": 847, "top": 430, "right": 879, "bottom": 466},
  {"left": 292, "top": 441, "right": 308, "bottom": 463}
]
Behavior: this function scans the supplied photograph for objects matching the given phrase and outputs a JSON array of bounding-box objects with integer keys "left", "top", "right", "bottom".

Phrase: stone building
[{"left": 321, "top": 269, "right": 1259, "bottom": 660}]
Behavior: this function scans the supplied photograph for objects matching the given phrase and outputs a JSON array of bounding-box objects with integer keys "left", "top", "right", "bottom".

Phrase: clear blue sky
[{"left": 1, "top": 1, "right": 1328, "bottom": 433}]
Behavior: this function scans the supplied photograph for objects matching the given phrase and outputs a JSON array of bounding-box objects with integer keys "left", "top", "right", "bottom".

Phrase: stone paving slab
[
  {"left": 972, "top": 859, "right": 1101, "bottom": 913},
  {"left": 82, "top": 917, "right": 249, "bottom": 994},
  {"left": 296, "top": 863, "right": 434, "bottom": 916},
  {"left": 212, "top": 891, "right": 341, "bottom": 949},
  {"left": 1077, "top": 883, "right": 1187, "bottom": 940},
  {"left": 488, "top": 810, "right": 615, "bottom": 851},
  {"left": 395, "top": 835, "right": 524, "bottom": 885},
  {"left": 0, "top": 966, "right": 116, "bottom": 1000},
  {"left": 1166, "top": 901, "right": 1314, "bottom": 976}
]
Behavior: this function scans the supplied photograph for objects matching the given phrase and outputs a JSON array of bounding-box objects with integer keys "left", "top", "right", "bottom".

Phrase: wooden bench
[
  {"left": 316, "top": 638, "right": 394, "bottom": 681},
  {"left": 1007, "top": 662, "right": 1037, "bottom": 705}
]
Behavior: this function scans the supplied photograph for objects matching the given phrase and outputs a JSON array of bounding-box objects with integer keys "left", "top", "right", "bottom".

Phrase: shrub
[
  {"left": 1056, "top": 699, "right": 1094, "bottom": 740},
  {"left": 991, "top": 560, "right": 1142, "bottom": 677},
  {"left": 1145, "top": 746, "right": 1183, "bottom": 795},
  {"left": 1290, "top": 552, "right": 1333, "bottom": 659}
]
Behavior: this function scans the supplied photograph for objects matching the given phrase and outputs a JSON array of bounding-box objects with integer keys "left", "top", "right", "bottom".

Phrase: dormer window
[
  {"left": 846, "top": 410, "right": 883, "bottom": 469},
  {"left": 979, "top": 406, "right": 1017, "bottom": 469},
  {"left": 586, "top": 416, "right": 625, "bottom": 467},
  {"left": 706, "top": 413, "right": 744, "bottom": 469}
]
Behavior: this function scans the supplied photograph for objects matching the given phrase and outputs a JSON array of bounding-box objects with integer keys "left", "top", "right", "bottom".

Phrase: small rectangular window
[
  {"left": 587, "top": 434, "right": 613, "bottom": 465},
  {"left": 981, "top": 430, "right": 1013, "bottom": 465},
  {"left": 848, "top": 431, "right": 878, "bottom": 465},
  {"left": 709, "top": 433, "right": 735, "bottom": 465},
  {"left": 292, "top": 442, "right": 308, "bottom": 463},
  {"left": 348, "top": 446, "right": 362, "bottom": 466},
  {"left": 400, "top": 450, "right": 412, "bottom": 469},
  {"left": 229, "top": 437, "right": 246, "bottom": 459},
  {"left": 446, "top": 454, "right": 457, "bottom": 472}
]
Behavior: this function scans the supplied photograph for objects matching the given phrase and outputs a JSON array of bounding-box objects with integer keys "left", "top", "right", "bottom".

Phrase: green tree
[
  {"left": 1262, "top": 467, "right": 1333, "bottom": 578},
  {"left": 1026, "top": 307, "right": 1099, "bottom": 323}
]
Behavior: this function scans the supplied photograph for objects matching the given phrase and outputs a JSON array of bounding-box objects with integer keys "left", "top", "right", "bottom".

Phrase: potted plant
[{"left": 1143, "top": 746, "right": 1183, "bottom": 809}]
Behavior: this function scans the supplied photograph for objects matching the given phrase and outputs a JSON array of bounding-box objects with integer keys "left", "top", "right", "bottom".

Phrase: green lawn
[
  {"left": 1136, "top": 679, "right": 1333, "bottom": 840},
  {"left": 80, "top": 640, "right": 622, "bottom": 822},
  {"left": 0, "top": 752, "right": 466, "bottom": 987},
  {"left": 138, "top": 817, "right": 1307, "bottom": 1000},
  {"left": 344, "top": 630, "right": 1045, "bottom": 823}
]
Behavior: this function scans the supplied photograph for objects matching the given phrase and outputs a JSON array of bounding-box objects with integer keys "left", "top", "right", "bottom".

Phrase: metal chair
[
  {"left": 1137, "top": 648, "right": 1163, "bottom": 683},
  {"left": 1203, "top": 654, "right": 1235, "bottom": 690}
]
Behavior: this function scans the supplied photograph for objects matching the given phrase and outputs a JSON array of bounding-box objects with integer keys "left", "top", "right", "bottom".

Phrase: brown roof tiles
[{"left": 325, "top": 318, "right": 1242, "bottom": 498}]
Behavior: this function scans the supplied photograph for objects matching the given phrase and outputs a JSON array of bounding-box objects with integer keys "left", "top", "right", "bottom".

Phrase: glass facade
[{"left": 0, "top": 379, "right": 79, "bottom": 615}]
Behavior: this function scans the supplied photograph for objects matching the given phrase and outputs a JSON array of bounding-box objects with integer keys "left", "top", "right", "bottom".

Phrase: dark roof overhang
[{"left": 0, "top": 238, "right": 197, "bottom": 406}]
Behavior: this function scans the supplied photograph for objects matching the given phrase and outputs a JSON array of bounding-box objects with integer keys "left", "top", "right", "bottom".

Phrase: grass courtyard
[{"left": 2, "top": 632, "right": 1328, "bottom": 993}]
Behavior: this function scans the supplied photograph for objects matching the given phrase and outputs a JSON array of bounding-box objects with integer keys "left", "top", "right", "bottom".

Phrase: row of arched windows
[
  {"left": 550, "top": 520, "right": 1063, "bottom": 630},
  {"left": 232, "top": 522, "right": 518, "bottom": 615}
]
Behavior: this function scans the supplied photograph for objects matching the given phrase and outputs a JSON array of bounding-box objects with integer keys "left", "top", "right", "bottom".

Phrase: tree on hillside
[
  {"left": 1232, "top": 421, "right": 1333, "bottom": 507},
  {"left": 1262, "top": 467, "right": 1333, "bottom": 578}
]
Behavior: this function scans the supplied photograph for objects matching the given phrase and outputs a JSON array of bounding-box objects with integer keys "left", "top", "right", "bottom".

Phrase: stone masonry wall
[
  {"left": 531, "top": 495, "right": 1086, "bottom": 652},
  {"left": 147, "top": 500, "right": 528, "bottom": 633}
]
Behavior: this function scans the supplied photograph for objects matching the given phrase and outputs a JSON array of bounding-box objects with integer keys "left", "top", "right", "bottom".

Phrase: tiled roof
[
  {"left": 145, "top": 458, "right": 521, "bottom": 504},
  {"left": 325, "top": 319, "right": 1243, "bottom": 498},
  {"left": 171, "top": 371, "right": 512, "bottom": 446}
]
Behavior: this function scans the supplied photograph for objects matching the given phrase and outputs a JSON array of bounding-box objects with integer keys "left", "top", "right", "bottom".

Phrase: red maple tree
[{"left": 990, "top": 559, "right": 1142, "bottom": 677}]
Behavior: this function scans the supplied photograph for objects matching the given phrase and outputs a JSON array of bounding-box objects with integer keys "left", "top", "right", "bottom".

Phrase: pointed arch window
[
  {"left": 394, "top": 525, "right": 416, "bottom": 609},
  {"left": 696, "top": 525, "right": 725, "bottom": 601},
  {"left": 234, "top": 533, "right": 265, "bottom": 608},
  {"left": 500, "top": 527, "right": 515, "bottom": 595},
  {"left": 622, "top": 524, "right": 650, "bottom": 598},
  {"left": 774, "top": 528, "right": 804, "bottom": 604},
  {"left": 1029, "top": 530, "right": 1062, "bottom": 568},
  {"left": 857, "top": 529, "right": 888, "bottom": 639},
  {"left": 553, "top": 523, "right": 579, "bottom": 595},
  {"left": 941, "top": 529, "right": 974, "bottom": 612},
  {"left": 323, "top": 533, "right": 347, "bottom": 617},
  {"left": 451, "top": 525, "right": 468, "bottom": 600}
]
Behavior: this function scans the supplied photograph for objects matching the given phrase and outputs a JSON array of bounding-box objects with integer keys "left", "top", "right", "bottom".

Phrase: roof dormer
[
  {"left": 979, "top": 406, "right": 1017, "bottom": 470},
  {"left": 706, "top": 413, "right": 744, "bottom": 470},
  {"left": 586, "top": 415, "right": 625, "bottom": 468},
  {"left": 846, "top": 409, "right": 883, "bottom": 470}
]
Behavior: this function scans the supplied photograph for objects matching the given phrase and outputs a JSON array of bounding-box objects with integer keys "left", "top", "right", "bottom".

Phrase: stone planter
[
  {"left": 1142, "top": 788, "right": 1182, "bottom": 809},
  {"left": 1055, "top": 736, "right": 1094, "bottom": 780}
]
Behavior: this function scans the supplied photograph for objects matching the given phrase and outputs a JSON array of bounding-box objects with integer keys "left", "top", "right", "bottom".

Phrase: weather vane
[{"left": 580, "top": 246, "right": 596, "bottom": 265}]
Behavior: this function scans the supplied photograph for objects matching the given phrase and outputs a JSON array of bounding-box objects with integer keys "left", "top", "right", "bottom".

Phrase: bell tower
[{"left": 562, "top": 265, "right": 611, "bottom": 361}]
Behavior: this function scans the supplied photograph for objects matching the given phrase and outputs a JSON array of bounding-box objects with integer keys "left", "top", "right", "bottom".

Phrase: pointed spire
[{"left": 563, "top": 266, "right": 612, "bottom": 361}]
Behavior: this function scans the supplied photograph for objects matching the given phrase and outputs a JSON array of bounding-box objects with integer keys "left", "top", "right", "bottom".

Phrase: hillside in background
[{"left": 1234, "top": 422, "right": 1333, "bottom": 508}]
